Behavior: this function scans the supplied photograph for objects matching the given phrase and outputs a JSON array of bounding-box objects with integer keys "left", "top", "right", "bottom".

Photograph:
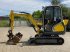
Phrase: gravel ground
[{"left": 0, "top": 27, "right": 70, "bottom": 52}]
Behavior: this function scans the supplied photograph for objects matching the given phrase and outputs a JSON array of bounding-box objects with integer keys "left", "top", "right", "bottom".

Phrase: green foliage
[
  {"left": 61, "top": 5, "right": 68, "bottom": 16},
  {"left": 51, "top": 0, "right": 70, "bottom": 18},
  {"left": 61, "top": 5, "right": 70, "bottom": 18},
  {"left": 0, "top": 20, "right": 9, "bottom": 27},
  {"left": 67, "top": 8, "right": 70, "bottom": 19},
  {"left": 51, "top": 0, "right": 60, "bottom": 5},
  {"left": 32, "top": 10, "right": 42, "bottom": 18}
]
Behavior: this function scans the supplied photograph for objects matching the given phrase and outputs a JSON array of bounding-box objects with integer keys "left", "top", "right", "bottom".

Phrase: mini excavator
[{"left": 7, "top": 6, "right": 69, "bottom": 45}]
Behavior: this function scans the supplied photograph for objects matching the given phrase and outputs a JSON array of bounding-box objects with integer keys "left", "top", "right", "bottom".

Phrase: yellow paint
[
  {"left": 10, "top": 10, "right": 40, "bottom": 33},
  {"left": 63, "top": 19, "right": 69, "bottom": 26},
  {"left": 9, "top": 10, "right": 14, "bottom": 31},
  {"left": 53, "top": 23, "right": 64, "bottom": 32}
]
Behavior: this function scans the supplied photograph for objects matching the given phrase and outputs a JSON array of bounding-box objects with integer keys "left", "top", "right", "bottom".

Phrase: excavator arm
[{"left": 9, "top": 10, "right": 40, "bottom": 33}]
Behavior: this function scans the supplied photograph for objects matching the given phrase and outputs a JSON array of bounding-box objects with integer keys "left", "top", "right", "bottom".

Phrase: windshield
[
  {"left": 45, "top": 6, "right": 61, "bottom": 20},
  {"left": 45, "top": 7, "right": 53, "bottom": 19},
  {"left": 54, "top": 7, "right": 61, "bottom": 19}
]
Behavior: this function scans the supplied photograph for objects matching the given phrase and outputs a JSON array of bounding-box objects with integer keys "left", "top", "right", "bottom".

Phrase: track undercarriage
[{"left": 28, "top": 33, "right": 64, "bottom": 45}]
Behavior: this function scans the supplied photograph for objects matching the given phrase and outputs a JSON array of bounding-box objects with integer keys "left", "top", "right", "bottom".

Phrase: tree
[
  {"left": 51, "top": 0, "right": 70, "bottom": 18},
  {"left": 61, "top": 4, "right": 68, "bottom": 16},
  {"left": 67, "top": 8, "right": 70, "bottom": 19},
  {"left": 32, "top": 10, "right": 42, "bottom": 18},
  {"left": 51, "top": 0, "right": 60, "bottom": 5}
]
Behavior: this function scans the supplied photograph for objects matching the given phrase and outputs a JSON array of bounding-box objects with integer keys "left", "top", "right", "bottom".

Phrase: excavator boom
[{"left": 9, "top": 10, "right": 40, "bottom": 33}]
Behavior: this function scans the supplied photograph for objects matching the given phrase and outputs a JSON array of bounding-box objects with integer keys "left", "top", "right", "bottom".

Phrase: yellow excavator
[{"left": 7, "top": 6, "right": 69, "bottom": 45}]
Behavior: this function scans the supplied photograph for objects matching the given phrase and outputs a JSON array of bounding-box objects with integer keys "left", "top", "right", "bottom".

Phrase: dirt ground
[{"left": 0, "top": 26, "right": 70, "bottom": 52}]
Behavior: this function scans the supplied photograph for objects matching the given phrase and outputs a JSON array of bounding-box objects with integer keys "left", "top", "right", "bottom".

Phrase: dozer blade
[{"left": 28, "top": 37, "right": 64, "bottom": 45}]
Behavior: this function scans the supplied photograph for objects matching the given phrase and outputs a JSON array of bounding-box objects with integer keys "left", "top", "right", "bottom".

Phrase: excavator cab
[
  {"left": 42, "top": 6, "right": 65, "bottom": 35},
  {"left": 29, "top": 6, "right": 65, "bottom": 45}
]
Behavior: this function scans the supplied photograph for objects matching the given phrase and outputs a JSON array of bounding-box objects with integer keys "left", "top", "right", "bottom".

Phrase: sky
[{"left": 0, "top": 0, "right": 70, "bottom": 16}]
